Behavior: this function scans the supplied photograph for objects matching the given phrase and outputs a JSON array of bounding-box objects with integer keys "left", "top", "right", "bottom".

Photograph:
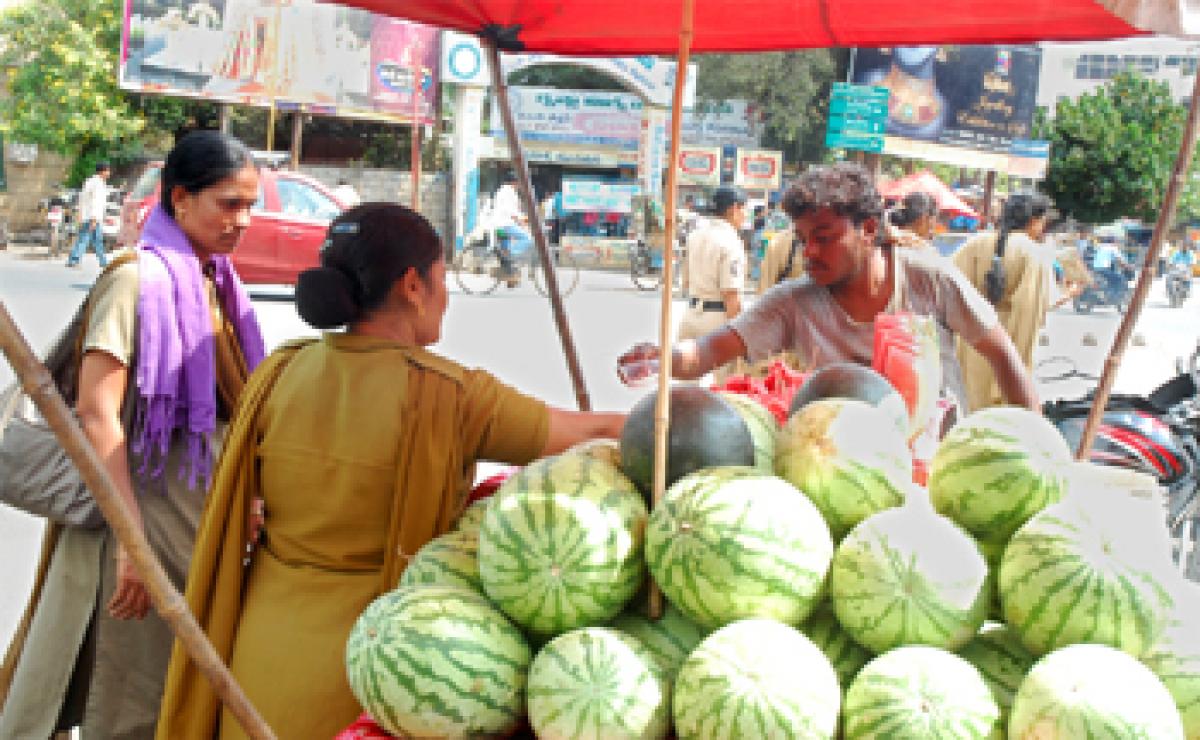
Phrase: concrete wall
[
  {"left": 302, "top": 165, "right": 452, "bottom": 239},
  {"left": 1, "top": 146, "right": 70, "bottom": 235}
]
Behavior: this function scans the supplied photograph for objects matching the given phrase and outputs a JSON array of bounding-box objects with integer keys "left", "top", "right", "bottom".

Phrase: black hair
[
  {"left": 984, "top": 191, "right": 1053, "bottom": 304},
  {"left": 160, "top": 130, "right": 254, "bottom": 218},
  {"left": 890, "top": 191, "right": 938, "bottom": 228},
  {"left": 781, "top": 163, "right": 883, "bottom": 226},
  {"left": 95, "top": 161, "right": 111, "bottom": 173},
  {"left": 295, "top": 203, "right": 443, "bottom": 329}
]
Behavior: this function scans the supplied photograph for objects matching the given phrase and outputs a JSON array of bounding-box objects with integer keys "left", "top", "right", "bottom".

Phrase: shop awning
[
  {"left": 328, "top": 0, "right": 1198, "bottom": 55},
  {"left": 879, "top": 170, "right": 979, "bottom": 218}
]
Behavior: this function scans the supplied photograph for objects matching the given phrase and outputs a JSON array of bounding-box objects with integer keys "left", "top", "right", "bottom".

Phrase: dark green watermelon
[
  {"left": 788, "top": 362, "right": 907, "bottom": 424},
  {"left": 619, "top": 387, "right": 755, "bottom": 497}
]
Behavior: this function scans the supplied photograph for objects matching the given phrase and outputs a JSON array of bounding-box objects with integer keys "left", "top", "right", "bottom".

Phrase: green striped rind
[
  {"left": 829, "top": 502, "right": 989, "bottom": 653},
  {"left": 398, "top": 531, "right": 481, "bottom": 594},
  {"left": 452, "top": 497, "right": 491, "bottom": 538},
  {"left": 345, "top": 585, "right": 532, "bottom": 738},
  {"left": 610, "top": 604, "right": 708, "bottom": 680},
  {"left": 718, "top": 392, "right": 779, "bottom": 472},
  {"left": 802, "top": 603, "right": 871, "bottom": 691},
  {"left": 956, "top": 622, "right": 1035, "bottom": 735},
  {"left": 843, "top": 645, "right": 1000, "bottom": 739},
  {"left": 928, "top": 406, "right": 1071, "bottom": 546},
  {"left": 645, "top": 466, "right": 834, "bottom": 631},
  {"left": 673, "top": 618, "right": 841, "bottom": 740},
  {"left": 478, "top": 451, "right": 648, "bottom": 637},
  {"left": 1010, "top": 643, "right": 1185, "bottom": 739},
  {"left": 776, "top": 398, "right": 912, "bottom": 541},
  {"left": 527, "top": 627, "right": 670, "bottom": 740},
  {"left": 1141, "top": 581, "right": 1200, "bottom": 739},
  {"left": 998, "top": 496, "right": 1174, "bottom": 658},
  {"left": 567, "top": 438, "right": 624, "bottom": 470}
]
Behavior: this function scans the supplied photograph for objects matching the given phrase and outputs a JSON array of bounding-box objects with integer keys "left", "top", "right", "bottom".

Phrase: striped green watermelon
[
  {"left": 776, "top": 397, "right": 912, "bottom": 541},
  {"left": 568, "top": 438, "right": 624, "bottom": 469},
  {"left": 929, "top": 406, "right": 1071, "bottom": 548},
  {"left": 479, "top": 451, "right": 647, "bottom": 637},
  {"left": 397, "top": 531, "right": 481, "bottom": 594},
  {"left": 1009, "top": 643, "right": 1184, "bottom": 739},
  {"left": 673, "top": 618, "right": 841, "bottom": 739},
  {"left": 610, "top": 604, "right": 707, "bottom": 680},
  {"left": 1141, "top": 580, "right": 1200, "bottom": 739},
  {"left": 842, "top": 645, "right": 1000, "bottom": 739},
  {"left": 802, "top": 603, "right": 871, "bottom": 691},
  {"left": 718, "top": 391, "right": 779, "bottom": 472},
  {"left": 829, "top": 498, "right": 989, "bottom": 653},
  {"left": 645, "top": 466, "right": 833, "bottom": 631},
  {"left": 999, "top": 494, "right": 1174, "bottom": 658},
  {"left": 957, "top": 622, "right": 1036, "bottom": 737},
  {"left": 345, "top": 585, "right": 531, "bottom": 738},
  {"left": 527, "top": 627, "right": 670, "bottom": 740},
  {"left": 452, "top": 497, "right": 491, "bottom": 538}
]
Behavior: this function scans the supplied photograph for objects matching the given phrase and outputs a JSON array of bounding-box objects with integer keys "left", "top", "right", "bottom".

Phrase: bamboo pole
[
  {"left": 0, "top": 301, "right": 277, "bottom": 740},
  {"left": 486, "top": 41, "right": 592, "bottom": 412},
  {"left": 1076, "top": 69, "right": 1200, "bottom": 460},
  {"left": 411, "top": 61, "right": 423, "bottom": 212},
  {"left": 648, "top": 0, "right": 696, "bottom": 620}
]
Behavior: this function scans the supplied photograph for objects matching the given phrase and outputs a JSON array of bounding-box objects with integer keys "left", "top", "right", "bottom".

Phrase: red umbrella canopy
[
  {"left": 879, "top": 170, "right": 978, "bottom": 217},
  {"left": 331, "top": 0, "right": 1149, "bottom": 54}
]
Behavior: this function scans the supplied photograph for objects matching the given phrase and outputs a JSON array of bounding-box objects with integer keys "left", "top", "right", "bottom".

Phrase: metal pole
[
  {"left": 1076, "top": 70, "right": 1200, "bottom": 460},
  {"left": 0, "top": 301, "right": 276, "bottom": 740},
  {"left": 289, "top": 112, "right": 303, "bottom": 171},
  {"left": 649, "top": 0, "right": 696, "bottom": 620},
  {"left": 486, "top": 41, "right": 592, "bottom": 411},
  {"left": 982, "top": 170, "right": 997, "bottom": 226}
]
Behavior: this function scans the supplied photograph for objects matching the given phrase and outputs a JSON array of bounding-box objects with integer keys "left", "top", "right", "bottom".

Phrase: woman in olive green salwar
[{"left": 157, "top": 204, "right": 625, "bottom": 740}]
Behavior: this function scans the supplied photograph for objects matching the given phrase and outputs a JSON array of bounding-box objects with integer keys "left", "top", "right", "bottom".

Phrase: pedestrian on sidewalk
[{"left": 66, "top": 162, "right": 111, "bottom": 268}]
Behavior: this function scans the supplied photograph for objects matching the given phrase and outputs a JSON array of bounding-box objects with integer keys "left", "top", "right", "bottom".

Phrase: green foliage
[
  {"left": 694, "top": 51, "right": 839, "bottom": 164},
  {"left": 1037, "top": 71, "right": 1197, "bottom": 224},
  {"left": 509, "top": 63, "right": 626, "bottom": 92}
]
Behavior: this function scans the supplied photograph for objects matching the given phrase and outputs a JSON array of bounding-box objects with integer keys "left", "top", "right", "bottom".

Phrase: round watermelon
[
  {"left": 956, "top": 622, "right": 1036, "bottom": 733},
  {"left": 788, "top": 362, "right": 908, "bottom": 433},
  {"left": 802, "top": 603, "right": 872, "bottom": 691},
  {"left": 1141, "top": 580, "right": 1200, "bottom": 740},
  {"left": 397, "top": 531, "right": 481, "bottom": 594},
  {"left": 610, "top": 604, "right": 708, "bottom": 680},
  {"left": 829, "top": 497, "right": 989, "bottom": 653},
  {"left": 568, "top": 437, "right": 624, "bottom": 469},
  {"left": 673, "top": 618, "right": 841, "bottom": 739},
  {"left": 619, "top": 386, "right": 755, "bottom": 497},
  {"left": 776, "top": 397, "right": 912, "bottom": 541},
  {"left": 452, "top": 497, "right": 491, "bottom": 538},
  {"left": 718, "top": 391, "right": 779, "bottom": 472},
  {"left": 479, "top": 451, "right": 647, "bottom": 638},
  {"left": 1010, "top": 643, "right": 1184, "bottom": 739},
  {"left": 999, "top": 494, "right": 1175, "bottom": 658},
  {"left": 646, "top": 466, "right": 834, "bottom": 631},
  {"left": 843, "top": 645, "right": 1000, "bottom": 739},
  {"left": 345, "top": 585, "right": 531, "bottom": 738},
  {"left": 929, "top": 406, "right": 1071, "bottom": 548},
  {"left": 527, "top": 627, "right": 670, "bottom": 740}
]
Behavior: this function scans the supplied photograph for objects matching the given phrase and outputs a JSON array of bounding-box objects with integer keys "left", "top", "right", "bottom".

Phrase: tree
[
  {"left": 1036, "top": 71, "right": 1197, "bottom": 224},
  {"left": 694, "top": 50, "right": 841, "bottom": 163}
]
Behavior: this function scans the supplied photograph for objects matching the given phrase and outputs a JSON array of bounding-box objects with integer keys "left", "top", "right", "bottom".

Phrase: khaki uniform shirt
[
  {"left": 684, "top": 218, "right": 746, "bottom": 300},
  {"left": 758, "top": 230, "right": 805, "bottom": 293}
]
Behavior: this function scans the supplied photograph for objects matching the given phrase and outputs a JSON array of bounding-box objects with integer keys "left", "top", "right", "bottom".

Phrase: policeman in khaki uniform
[{"left": 678, "top": 186, "right": 748, "bottom": 382}]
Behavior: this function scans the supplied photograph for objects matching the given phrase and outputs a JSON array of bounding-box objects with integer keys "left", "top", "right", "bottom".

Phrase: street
[{"left": 1, "top": 247, "right": 1197, "bottom": 649}]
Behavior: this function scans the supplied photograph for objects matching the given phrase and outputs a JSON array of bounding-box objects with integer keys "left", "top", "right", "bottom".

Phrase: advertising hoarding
[
  {"left": 735, "top": 149, "right": 783, "bottom": 191},
  {"left": 677, "top": 147, "right": 722, "bottom": 187},
  {"left": 120, "top": 0, "right": 439, "bottom": 123},
  {"left": 561, "top": 178, "right": 640, "bottom": 213}
]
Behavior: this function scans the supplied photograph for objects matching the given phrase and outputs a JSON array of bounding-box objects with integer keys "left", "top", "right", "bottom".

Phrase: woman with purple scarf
[{"left": 0, "top": 131, "right": 266, "bottom": 739}]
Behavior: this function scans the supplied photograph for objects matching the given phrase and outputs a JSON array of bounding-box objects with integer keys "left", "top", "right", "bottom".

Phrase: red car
[{"left": 118, "top": 161, "right": 347, "bottom": 284}]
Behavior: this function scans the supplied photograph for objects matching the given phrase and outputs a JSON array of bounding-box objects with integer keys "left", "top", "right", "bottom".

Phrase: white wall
[{"left": 1039, "top": 37, "right": 1200, "bottom": 114}]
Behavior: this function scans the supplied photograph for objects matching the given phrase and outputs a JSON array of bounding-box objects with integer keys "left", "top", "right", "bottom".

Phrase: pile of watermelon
[{"left": 344, "top": 382, "right": 1198, "bottom": 739}]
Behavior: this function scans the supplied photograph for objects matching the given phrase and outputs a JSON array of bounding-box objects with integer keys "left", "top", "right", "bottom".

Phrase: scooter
[
  {"left": 1166, "top": 262, "right": 1192, "bottom": 308},
  {"left": 1042, "top": 345, "right": 1200, "bottom": 582},
  {"left": 1073, "top": 264, "right": 1133, "bottom": 313}
]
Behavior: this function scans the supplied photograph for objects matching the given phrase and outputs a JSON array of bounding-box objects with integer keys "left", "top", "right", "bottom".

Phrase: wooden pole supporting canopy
[
  {"left": 486, "top": 41, "right": 592, "bottom": 412},
  {"left": 0, "top": 301, "right": 277, "bottom": 740}
]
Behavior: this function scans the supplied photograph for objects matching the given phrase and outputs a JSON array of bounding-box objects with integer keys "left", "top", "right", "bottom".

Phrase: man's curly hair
[{"left": 781, "top": 163, "right": 883, "bottom": 225}]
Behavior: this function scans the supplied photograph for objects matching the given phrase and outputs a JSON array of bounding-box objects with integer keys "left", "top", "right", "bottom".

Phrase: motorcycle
[
  {"left": 1073, "top": 263, "right": 1133, "bottom": 313},
  {"left": 1041, "top": 346, "right": 1200, "bottom": 582},
  {"left": 1166, "top": 262, "right": 1193, "bottom": 309}
]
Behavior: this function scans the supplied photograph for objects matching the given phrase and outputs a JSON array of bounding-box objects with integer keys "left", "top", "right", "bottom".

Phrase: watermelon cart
[{"left": 4, "top": 0, "right": 1200, "bottom": 738}]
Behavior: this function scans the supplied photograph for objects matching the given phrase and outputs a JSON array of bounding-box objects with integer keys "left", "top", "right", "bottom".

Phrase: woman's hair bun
[{"left": 295, "top": 266, "right": 361, "bottom": 329}]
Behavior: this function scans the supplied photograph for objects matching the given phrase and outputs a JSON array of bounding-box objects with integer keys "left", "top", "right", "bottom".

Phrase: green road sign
[
  {"left": 829, "top": 96, "right": 888, "bottom": 118},
  {"left": 828, "top": 114, "right": 885, "bottom": 134},
  {"left": 831, "top": 82, "right": 890, "bottom": 102},
  {"left": 825, "top": 131, "right": 884, "bottom": 153}
]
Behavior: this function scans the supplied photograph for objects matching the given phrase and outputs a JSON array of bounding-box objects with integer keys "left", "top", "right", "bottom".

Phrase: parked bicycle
[{"left": 452, "top": 228, "right": 580, "bottom": 297}]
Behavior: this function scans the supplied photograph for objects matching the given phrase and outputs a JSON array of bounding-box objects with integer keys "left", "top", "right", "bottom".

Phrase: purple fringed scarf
[{"left": 134, "top": 206, "right": 266, "bottom": 487}]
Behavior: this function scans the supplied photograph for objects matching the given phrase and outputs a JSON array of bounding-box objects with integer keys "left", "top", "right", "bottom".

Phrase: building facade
[{"left": 1038, "top": 36, "right": 1200, "bottom": 112}]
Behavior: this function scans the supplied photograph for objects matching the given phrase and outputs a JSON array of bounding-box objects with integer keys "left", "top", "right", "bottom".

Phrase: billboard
[
  {"left": 120, "top": 0, "right": 439, "bottom": 123},
  {"left": 735, "top": 148, "right": 783, "bottom": 191},
  {"left": 677, "top": 147, "right": 722, "bottom": 187},
  {"left": 561, "top": 178, "right": 640, "bottom": 214},
  {"left": 850, "top": 45, "right": 1042, "bottom": 156}
]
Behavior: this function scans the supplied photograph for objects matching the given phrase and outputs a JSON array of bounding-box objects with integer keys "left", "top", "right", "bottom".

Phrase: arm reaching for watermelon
[
  {"left": 965, "top": 324, "right": 1040, "bottom": 411},
  {"left": 617, "top": 327, "right": 747, "bottom": 383},
  {"left": 542, "top": 409, "right": 627, "bottom": 456}
]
